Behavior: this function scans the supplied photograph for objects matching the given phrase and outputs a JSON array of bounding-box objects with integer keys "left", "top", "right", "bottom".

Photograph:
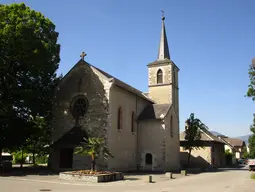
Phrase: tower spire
[{"left": 157, "top": 11, "right": 170, "bottom": 60}]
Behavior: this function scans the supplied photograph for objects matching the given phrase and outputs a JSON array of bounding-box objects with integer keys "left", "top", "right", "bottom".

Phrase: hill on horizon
[
  {"left": 210, "top": 131, "right": 226, "bottom": 137},
  {"left": 210, "top": 131, "right": 251, "bottom": 144},
  {"left": 236, "top": 135, "right": 251, "bottom": 144}
]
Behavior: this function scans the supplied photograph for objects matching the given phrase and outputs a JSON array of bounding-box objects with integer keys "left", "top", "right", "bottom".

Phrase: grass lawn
[{"left": 250, "top": 173, "right": 255, "bottom": 180}]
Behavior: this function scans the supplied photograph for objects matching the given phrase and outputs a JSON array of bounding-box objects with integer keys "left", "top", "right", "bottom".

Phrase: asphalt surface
[{"left": 0, "top": 167, "right": 254, "bottom": 192}]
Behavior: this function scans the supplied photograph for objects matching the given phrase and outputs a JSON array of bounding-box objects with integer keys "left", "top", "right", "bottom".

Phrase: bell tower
[{"left": 148, "top": 13, "right": 179, "bottom": 115}]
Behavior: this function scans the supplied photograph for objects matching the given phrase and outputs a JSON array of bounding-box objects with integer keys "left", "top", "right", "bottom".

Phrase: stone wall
[
  {"left": 148, "top": 63, "right": 172, "bottom": 104},
  {"left": 148, "top": 63, "right": 172, "bottom": 86},
  {"left": 148, "top": 61, "right": 179, "bottom": 116},
  {"left": 212, "top": 143, "right": 226, "bottom": 168},
  {"left": 180, "top": 146, "right": 212, "bottom": 168},
  {"left": 59, "top": 172, "right": 124, "bottom": 183},
  {"left": 107, "top": 85, "right": 151, "bottom": 171},
  {"left": 180, "top": 142, "right": 226, "bottom": 168},
  {"left": 50, "top": 61, "right": 112, "bottom": 170},
  {"left": 138, "top": 120, "right": 166, "bottom": 171},
  {"left": 164, "top": 106, "right": 180, "bottom": 171}
]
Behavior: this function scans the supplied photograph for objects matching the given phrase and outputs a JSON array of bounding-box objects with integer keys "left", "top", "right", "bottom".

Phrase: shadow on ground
[
  {"left": 0, "top": 165, "right": 248, "bottom": 178},
  {"left": 0, "top": 166, "right": 58, "bottom": 177},
  {"left": 185, "top": 164, "right": 248, "bottom": 174},
  {"left": 122, "top": 170, "right": 180, "bottom": 176},
  {"left": 123, "top": 177, "right": 141, "bottom": 181}
]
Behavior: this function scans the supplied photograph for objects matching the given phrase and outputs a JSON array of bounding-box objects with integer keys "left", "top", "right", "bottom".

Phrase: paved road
[{"left": 0, "top": 168, "right": 254, "bottom": 192}]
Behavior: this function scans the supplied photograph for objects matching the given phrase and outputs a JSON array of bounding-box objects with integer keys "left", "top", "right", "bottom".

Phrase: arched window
[
  {"left": 117, "top": 107, "right": 122, "bottom": 130},
  {"left": 70, "top": 95, "right": 89, "bottom": 126},
  {"left": 131, "top": 112, "right": 135, "bottom": 133},
  {"left": 70, "top": 96, "right": 89, "bottom": 118},
  {"left": 157, "top": 69, "right": 163, "bottom": 84},
  {"left": 145, "top": 153, "right": 153, "bottom": 165},
  {"left": 170, "top": 115, "right": 173, "bottom": 137}
]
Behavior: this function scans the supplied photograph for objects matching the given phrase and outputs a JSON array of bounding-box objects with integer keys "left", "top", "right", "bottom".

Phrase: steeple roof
[{"left": 157, "top": 14, "right": 170, "bottom": 60}]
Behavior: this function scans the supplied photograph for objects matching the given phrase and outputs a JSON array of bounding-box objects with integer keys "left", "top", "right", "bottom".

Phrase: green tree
[
  {"left": 243, "top": 149, "right": 249, "bottom": 159},
  {"left": 0, "top": 3, "right": 60, "bottom": 160},
  {"left": 183, "top": 113, "right": 208, "bottom": 167},
  {"left": 246, "top": 60, "right": 255, "bottom": 159},
  {"left": 23, "top": 116, "right": 50, "bottom": 165},
  {"left": 248, "top": 115, "right": 255, "bottom": 158},
  {"left": 75, "top": 137, "right": 113, "bottom": 171}
]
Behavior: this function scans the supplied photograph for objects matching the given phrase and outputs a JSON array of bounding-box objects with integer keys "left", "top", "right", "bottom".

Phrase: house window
[
  {"left": 117, "top": 107, "right": 122, "bottom": 130},
  {"left": 145, "top": 153, "right": 152, "bottom": 165},
  {"left": 157, "top": 69, "right": 163, "bottom": 84},
  {"left": 170, "top": 115, "right": 173, "bottom": 137},
  {"left": 131, "top": 112, "right": 135, "bottom": 133}
]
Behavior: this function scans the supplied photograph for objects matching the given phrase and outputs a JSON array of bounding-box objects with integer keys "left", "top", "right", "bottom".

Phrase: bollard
[
  {"left": 149, "top": 175, "right": 152, "bottom": 183},
  {"left": 181, "top": 170, "right": 187, "bottom": 176},
  {"left": 165, "top": 172, "right": 173, "bottom": 179}
]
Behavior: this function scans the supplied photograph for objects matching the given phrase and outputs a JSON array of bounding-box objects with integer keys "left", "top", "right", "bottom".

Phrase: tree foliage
[
  {"left": 225, "top": 149, "right": 232, "bottom": 156},
  {"left": 75, "top": 137, "right": 113, "bottom": 171},
  {"left": 0, "top": 3, "right": 60, "bottom": 153},
  {"left": 23, "top": 115, "right": 50, "bottom": 165},
  {"left": 246, "top": 61, "right": 255, "bottom": 158},
  {"left": 248, "top": 114, "right": 255, "bottom": 158},
  {"left": 243, "top": 149, "right": 249, "bottom": 159},
  {"left": 183, "top": 113, "right": 208, "bottom": 167},
  {"left": 247, "top": 62, "right": 255, "bottom": 100}
]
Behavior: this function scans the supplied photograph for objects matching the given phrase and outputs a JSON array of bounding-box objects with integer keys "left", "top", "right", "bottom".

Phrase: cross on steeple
[
  {"left": 157, "top": 11, "right": 170, "bottom": 60},
  {"left": 80, "top": 51, "right": 87, "bottom": 60},
  {"left": 161, "top": 10, "right": 165, "bottom": 20}
]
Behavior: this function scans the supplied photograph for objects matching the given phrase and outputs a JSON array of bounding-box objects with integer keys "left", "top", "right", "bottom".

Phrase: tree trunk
[
  {"left": 20, "top": 150, "right": 23, "bottom": 168},
  {"left": 0, "top": 147, "right": 2, "bottom": 162},
  {"left": 0, "top": 147, "right": 2, "bottom": 174},
  {"left": 187, "top": 148, "right": 192, "bottom": 168},
  {"left": 91, "top": 152, "right": 96, "bottom": 171},
  {"left": 32, "top": 151, "right": 35, "bottom": 166}
]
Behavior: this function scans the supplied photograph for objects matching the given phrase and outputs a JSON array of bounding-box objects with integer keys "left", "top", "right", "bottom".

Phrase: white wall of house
[
  {"left": 224, "top": 145, "right": 232, "bottom": 153},
  {"left": 235, "top": 152, "right": 240, "bottom": 159}
]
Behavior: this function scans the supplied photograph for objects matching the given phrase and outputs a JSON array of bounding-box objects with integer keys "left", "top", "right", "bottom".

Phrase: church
[{"left": 49, "top": 15, "right": 181, "bottom": 172}]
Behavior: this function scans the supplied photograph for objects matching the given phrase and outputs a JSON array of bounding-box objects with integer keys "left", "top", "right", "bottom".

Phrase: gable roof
[
  {"left": 180, "top": 129, "right": 225, "bottom": 143},
  {"left": 217, "top": 136, "right": 239, "bottom": 151},
  {"left": 58, "top": 59, "right": 154, "bottom": 103},
  {"left": 52, "top": 126, "right": 88, "bottom": 146},
  {"left": 138, "top": 104, "right": 171, "bottom": 120},
  {"left": 222, "top": 137, "right": 245, "bottom": 147}
]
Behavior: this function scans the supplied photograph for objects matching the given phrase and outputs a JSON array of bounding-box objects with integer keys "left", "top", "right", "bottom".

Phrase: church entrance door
[
  {"left": 145, "top": 153, "right": 153, "bottom": 171},
  {"left": 59, "top": 148, "right": 74, "bottom": 169}
]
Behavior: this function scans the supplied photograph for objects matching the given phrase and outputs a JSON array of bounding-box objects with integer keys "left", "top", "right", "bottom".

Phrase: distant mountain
[
  {"left": 206, "top": 130, "right": 251, "bottom": 144},
  {"left": 210, "top": 131, "right": 226, "bottom": 137},
  {"left": 235, "top": 135, "right": 252, "bottom": 144}
]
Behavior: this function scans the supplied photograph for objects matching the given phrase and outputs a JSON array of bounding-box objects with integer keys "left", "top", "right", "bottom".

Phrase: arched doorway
[
  {"left": 58, "top": 95, "right": 89, "bottom": 169},
  {"left": 145, "top": 153, "right": 153, "bottom": 170}
]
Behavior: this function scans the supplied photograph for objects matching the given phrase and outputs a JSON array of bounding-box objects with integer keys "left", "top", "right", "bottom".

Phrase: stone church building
[{"left": 49, "top": 16, "right": 181, "bottom": 172}]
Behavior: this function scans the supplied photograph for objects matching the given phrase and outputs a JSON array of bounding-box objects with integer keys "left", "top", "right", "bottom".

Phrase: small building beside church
[
  {"left": 218, "top": 136, "right": 246, "bottom": 160},
  {"left": 49, "top": 15, "right": 181, "bottom": 172},
  {"left": 180, "top": 129, "right": 226, "bottom": 169}
]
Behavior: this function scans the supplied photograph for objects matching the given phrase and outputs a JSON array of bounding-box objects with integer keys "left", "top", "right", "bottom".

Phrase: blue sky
[{"left": 3, "top": 0, "right": 255, "bottom": 137}]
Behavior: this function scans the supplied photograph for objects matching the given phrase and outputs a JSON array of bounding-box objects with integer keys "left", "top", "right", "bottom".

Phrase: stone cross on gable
[{"left": 80, "top": 51, "right": 87, "bottom": 60}]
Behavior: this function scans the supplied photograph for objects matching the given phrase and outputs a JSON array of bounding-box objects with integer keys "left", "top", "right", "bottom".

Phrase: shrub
[
  {"left": 12, "top": 151, "right": 28, "bottom": 164},
  {"left": 250, "top": 173, "right": 255, "bottom": 180},
  {"left": 36, "top": 155, "right": 48, "bottom": 164}
]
